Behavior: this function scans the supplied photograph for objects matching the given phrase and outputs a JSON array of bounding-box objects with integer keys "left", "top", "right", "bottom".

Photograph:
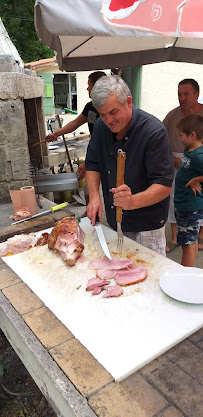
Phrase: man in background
[
  {"left": 163, "top": 79, "right": 203, "bottom": 252},
  {"left": 46, "top": 71, "right": 106, "bottom": 208}
]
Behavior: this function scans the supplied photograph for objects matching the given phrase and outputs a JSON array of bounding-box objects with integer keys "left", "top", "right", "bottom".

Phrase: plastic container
[{"left": 61, "top": 164, "right": 78, "bottom": 202}]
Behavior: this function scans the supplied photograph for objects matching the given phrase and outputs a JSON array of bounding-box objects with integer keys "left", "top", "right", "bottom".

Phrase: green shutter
[
  {"left": 131, "top": 66, "right": 142, "bottom": 109},
  {"left": 38, "top": 73, "right": 54, "bottom": 115},
  {"left": 122, "top": 66, "right": 142, "bottom": 108}
]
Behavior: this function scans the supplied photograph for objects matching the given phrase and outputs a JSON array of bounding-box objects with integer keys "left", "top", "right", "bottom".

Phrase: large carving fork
[{"left": 116, "top": 149, "right": 126, "bottom": 253}]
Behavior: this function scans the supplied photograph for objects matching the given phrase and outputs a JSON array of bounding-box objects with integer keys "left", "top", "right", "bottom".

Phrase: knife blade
[
  {"left": 94, "top": 213, "right": 112, "bottom": 259},
  {"left": 11, "top": 202, "right": 68, "bottom": 225}
]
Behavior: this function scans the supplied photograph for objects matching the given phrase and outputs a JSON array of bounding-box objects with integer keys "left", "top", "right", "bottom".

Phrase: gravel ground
[{"left": 0, "top": 331, "right": 56, "bottom": 417}]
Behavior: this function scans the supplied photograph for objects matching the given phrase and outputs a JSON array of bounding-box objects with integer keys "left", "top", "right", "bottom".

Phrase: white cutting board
[{"left": 2, "top": 218, "right": 203, "bottom": 381}]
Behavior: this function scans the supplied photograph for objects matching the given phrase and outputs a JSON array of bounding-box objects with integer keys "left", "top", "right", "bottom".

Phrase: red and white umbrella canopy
[
  {"left": 35, "top": 0, "right": 203, "bottom": 71},
  {"left": 102, "top": 0, "right": 202, "bottom": 38}
]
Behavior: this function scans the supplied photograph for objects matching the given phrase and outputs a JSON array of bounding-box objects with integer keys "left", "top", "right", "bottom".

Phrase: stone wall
[{"left": 0, "top": 65, "right": 46, "bottom": 198}]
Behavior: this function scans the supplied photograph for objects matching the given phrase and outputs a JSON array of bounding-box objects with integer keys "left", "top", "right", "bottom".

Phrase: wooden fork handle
[{"left": 116, "top": 149, "right": 126, "bottom": 223}]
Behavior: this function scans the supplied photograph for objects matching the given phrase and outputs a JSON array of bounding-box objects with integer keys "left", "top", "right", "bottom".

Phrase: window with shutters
[
  {"left": 53, "top": 73, "right": 77, "bottom": 111},
  {"left": 38, "top": 72, "right": 54, "bottom": 115},
  {"left": 38, "top": 73, "right": 77, "bottom": 115}
]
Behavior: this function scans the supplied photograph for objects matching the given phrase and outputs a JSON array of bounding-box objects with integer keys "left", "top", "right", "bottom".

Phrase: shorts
[
  {"left": 175, "top": 208, "right": 203, "bottom": 246},
  {"left": 123, "top": 225, "right": 166, "bottom": 257}
]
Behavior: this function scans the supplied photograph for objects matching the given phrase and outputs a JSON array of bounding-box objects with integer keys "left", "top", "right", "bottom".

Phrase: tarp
[{"left": 35, "top": 0, "right": 203, "bottom": 71}]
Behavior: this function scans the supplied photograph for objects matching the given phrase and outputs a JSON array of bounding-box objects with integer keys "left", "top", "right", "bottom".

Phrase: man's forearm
[
  {"left": 58, "top": 114, "right": 87, "bottom": 137},
  {"left": 131, "top": 184, "right": 171, "bottom": 210},
  {"left": 85, "top": 171, "right": 101, "bottom": 197}
]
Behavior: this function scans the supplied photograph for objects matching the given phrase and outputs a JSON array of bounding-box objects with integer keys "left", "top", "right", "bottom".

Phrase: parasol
[{"left": 35, "top": 0, "right": 203, "bottom": 71}]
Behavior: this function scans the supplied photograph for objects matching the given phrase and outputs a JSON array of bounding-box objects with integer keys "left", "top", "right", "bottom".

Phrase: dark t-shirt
[
  {"left": 82, "top": 101, "right": 100, "bottom": 135},
  {"left": 175, "top": 146, "right": 203, "bottom": 212},
  {"left": 85, "top": 105, "right": 174, "bottom": 233}
]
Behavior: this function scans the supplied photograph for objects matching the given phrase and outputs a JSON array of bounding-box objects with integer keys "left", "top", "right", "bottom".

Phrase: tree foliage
[{"left": 1, "top": 0, "right": 54, "bottom": 63}]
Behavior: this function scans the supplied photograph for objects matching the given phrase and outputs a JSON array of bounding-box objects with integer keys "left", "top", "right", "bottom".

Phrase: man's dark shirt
[
  {"left": 82, "top": 101, "right": 100, "bottom": 135},
  {"left": 85, "top": 105, "right": 174, "bottom": 233}
]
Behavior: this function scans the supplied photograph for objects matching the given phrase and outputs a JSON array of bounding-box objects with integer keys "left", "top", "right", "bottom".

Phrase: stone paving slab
[
  {"left": 120, "top": 373, "right": 168, "bottom": 416},
  {"left": 23, "top": 306, "right": 74, "bottom": 350},
  {"left": 2, "top": 282, "right": 44, "bottom": 314},
  {"left": 145, "top": 360, "right": 202, "bottom": 417},
  {"left": 166, "top": 339, "right": 203, "bottom": 382},
  {"left": 159, "top": 407, "right": 184, "bottom": 417},
  {"left": 0, "top": 261, "right": 21, "bottom": 289},
  {"left": 50, "top": 338, "right": 114, "bottom": 397}
]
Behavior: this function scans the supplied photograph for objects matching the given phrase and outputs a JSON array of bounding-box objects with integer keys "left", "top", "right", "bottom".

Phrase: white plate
[{"left": 160, "top": 267, "right": 203, "bottom": 304}]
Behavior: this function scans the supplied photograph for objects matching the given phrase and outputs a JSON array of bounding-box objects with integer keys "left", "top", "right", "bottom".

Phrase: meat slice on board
[
  {"left": 86, "top": 280, "right": 110, "bottom": 291},
  {"left": 102, "top": 285, "right": 124, "bottom": 298},
  {"left": 96, "top": 269, "right": 116, "bottom": 279},
  {"left": 87, "top": 277, "right": 103, "bottom": 287},
  {"left": 88, "top": 256, "right": 133, "bottom": 270},
  {"left": 0, "top": 233, "right": 37, "bottom": 257},
  {"left": 92, "top": 286, "right": 109, "bottom": 295},
  {"left": 48, "top": 217, "right": 84, "bottom": 266},
  {"left": 115, "top": 265, "right": 148, "bottom": 286}
]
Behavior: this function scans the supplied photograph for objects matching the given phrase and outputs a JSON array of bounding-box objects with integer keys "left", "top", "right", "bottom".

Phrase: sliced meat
[
  {"left": 87, "top": 277, "right": 103, "bottom": 287},
  {"left": 96, "top": 269, "right": 116, "bottom": 280},
  {"left": 0, "top": 233, "right": 37, "bottom": 257},
  {"left": 92, "top": 286, "right": 103, "bottom": 295},
  {"left": 88, "top": 256, "right": 133, "bottom": 270},
  {"left": 115, "top": 265, "right": 147, "bottom": 276},
  {"left": 92, "top": 286, "right": 109, "bottom": 295},
  {"left": 115, "top": 265, "right": 148, "bottom": 286},
  {"left": 102, "top": 285, "right": 124, "bottom": 298},
  {"left": 35, "top": 232, "right": 49, "bottom": 246},
  {"left": 10, "top": 207, "right": 32, "bottom": 221},
  {"left": 86, "top": 280, "right": 110, "bottom": 291},
  {"left": 48, "top": 217, "right": 84, "bottom": 266},
  {"left": 0, "top": 241, "right": 10, "bottom": 257}
]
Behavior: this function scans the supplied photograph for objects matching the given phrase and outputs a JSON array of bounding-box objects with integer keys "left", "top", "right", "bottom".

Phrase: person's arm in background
[
  {"left": 173, "top": 156, "right": 181, "bottom": 170},
  {"left": 77, "top": 161, "right": 86, "bottom": 179},
  {"left": 85, "top": 170, "right": 102, "bottom": 224},
  {"left": 163, "top": 110, "right": 181, "bottom": 169},
  {"left": 45, "top": 113, "right": 87, "bottom": 142},
  {"left": 186, "top": 176, "right": 203, "bottom": 195}
]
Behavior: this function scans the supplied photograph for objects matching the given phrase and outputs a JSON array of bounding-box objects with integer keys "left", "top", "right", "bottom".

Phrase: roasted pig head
[{"left": 48, "top": 217, "right": 84, "bottom": 266}]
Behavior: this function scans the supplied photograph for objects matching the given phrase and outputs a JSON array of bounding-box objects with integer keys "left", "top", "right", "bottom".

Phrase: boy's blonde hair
[{"left": 177, "top": 114, "right": 203, "bottom": 140}]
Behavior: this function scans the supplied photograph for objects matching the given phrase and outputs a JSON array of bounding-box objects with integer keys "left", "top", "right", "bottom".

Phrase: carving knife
[
  {"left": 94, "top": 213, "right": 112, "bottom": 259},
  {"left": 11, "top": 202, "right": 68, "bottom": 225}
]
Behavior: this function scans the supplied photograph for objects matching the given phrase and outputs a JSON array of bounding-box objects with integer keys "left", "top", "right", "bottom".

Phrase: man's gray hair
[{"left": 91, "top": 75, "right": 131, "bottom": 109}]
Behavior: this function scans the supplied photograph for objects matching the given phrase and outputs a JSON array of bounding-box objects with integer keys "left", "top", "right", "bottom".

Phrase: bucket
[
  {"left": 79, "top": 178, "right": 85, "bottom": 189},
  {"left": 61, "top": 164, "right": 78, "bottom": 202},
  {"left": 60, "top": 190, "right": 74, "bottom": 203}
]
